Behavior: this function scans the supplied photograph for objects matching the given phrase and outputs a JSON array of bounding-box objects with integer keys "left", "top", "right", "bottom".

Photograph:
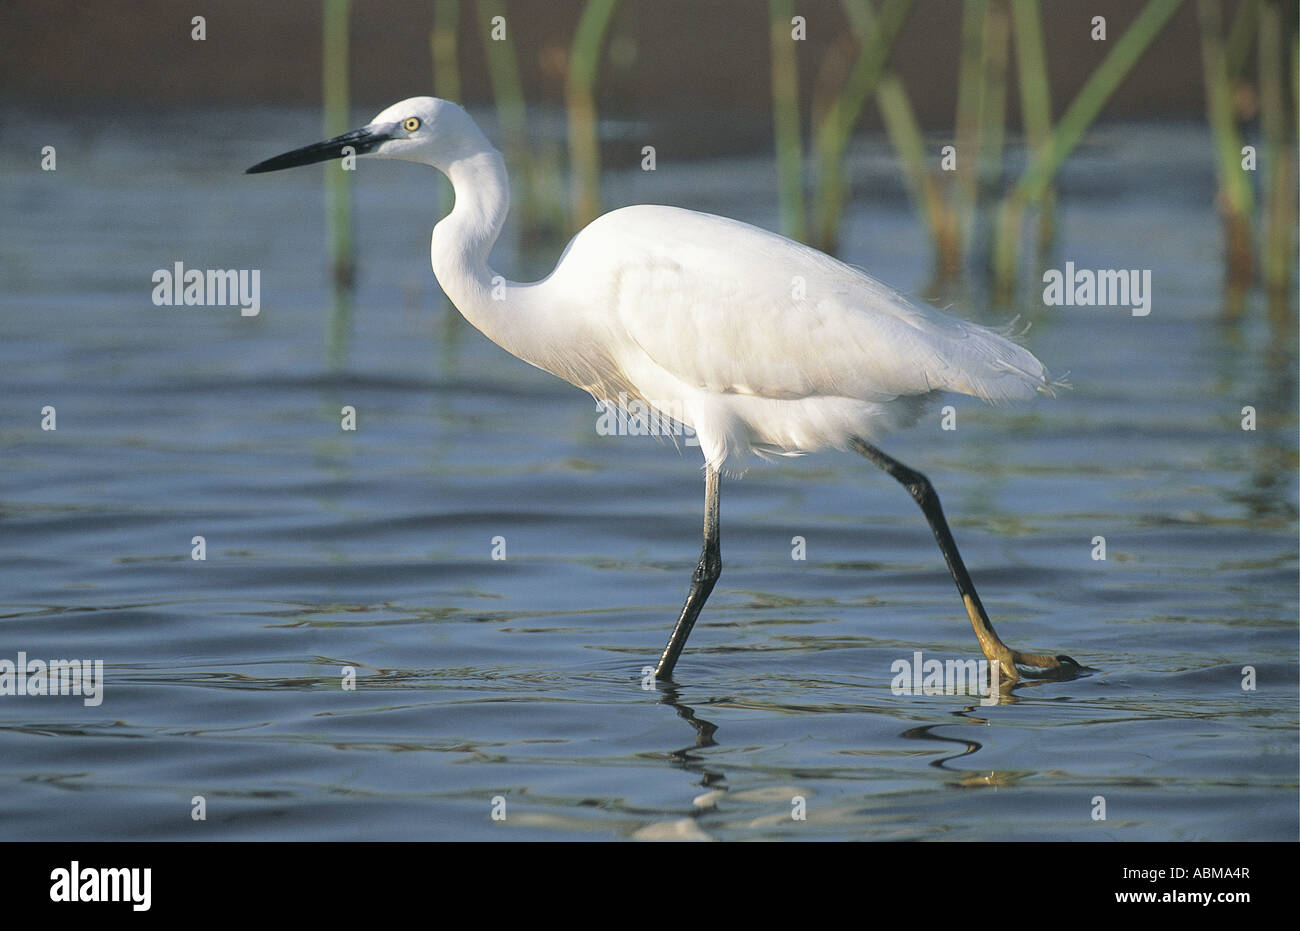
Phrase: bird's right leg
[
  {"left": 654, "top": 464, "right": 721, "bottom": 682},
  {"left": 849, "top": 436, "right": 1081, "bottom": 682}
]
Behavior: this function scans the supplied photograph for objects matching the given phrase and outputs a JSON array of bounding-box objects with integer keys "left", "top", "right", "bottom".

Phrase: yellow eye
[{"left": 403, "top": 117, "right": 420, "bottom": 132}]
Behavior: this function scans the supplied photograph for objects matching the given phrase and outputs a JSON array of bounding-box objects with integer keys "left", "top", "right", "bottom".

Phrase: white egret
[{"left": 248, "top": 96, "right": 1082, "bottom": 683}]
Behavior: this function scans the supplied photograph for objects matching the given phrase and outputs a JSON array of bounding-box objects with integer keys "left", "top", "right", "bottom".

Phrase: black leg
[
  {"left": 655, "top": 464, "right": 721, "bottom": 681},
  {"left": 849, "top": 436, "right": 1080, "bottom": 680}
]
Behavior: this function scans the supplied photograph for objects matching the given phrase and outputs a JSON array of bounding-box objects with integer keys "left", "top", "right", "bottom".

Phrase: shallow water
[{"left": 1, "top": 110, "right": 1296, "bottom": 841}]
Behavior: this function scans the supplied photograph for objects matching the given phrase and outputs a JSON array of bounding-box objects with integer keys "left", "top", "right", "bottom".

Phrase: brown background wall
[{"left": 2, "top": 0, "right": 1217, "bottom": 128}]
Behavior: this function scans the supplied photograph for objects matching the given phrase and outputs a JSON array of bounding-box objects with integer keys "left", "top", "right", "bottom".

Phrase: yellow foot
[
  {"left": 961, "top": 595, "right": 1091, "bottom": 682},
  {"left": 1011, "top": 651, "right": 1089, "bottom": 680}
]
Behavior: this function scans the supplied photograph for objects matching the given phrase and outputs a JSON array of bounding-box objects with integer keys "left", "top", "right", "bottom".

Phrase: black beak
[{"left": 246, "top": 123, "right": 395, "bottom": 174}]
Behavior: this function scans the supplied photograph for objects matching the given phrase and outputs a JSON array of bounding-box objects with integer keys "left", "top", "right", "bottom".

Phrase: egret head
[{"left": 246, "top": 96, "right": 490, "bottom": 175}]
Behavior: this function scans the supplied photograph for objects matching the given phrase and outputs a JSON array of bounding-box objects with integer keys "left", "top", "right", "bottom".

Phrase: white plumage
[
  {"left": 379, "top": 96, "right": 1054, "bottom": 475},
  {"left": 534, "top": 203, "right": 1051, "bottom": 472},
  {"left": 248, "top": 96, "right": 1081, "bottom": 683}
]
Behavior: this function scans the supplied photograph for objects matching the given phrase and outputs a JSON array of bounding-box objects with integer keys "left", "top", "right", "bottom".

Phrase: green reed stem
[
  {"left": 1225, "top": 0, "right": 1261, "bottom": 79},
  {"left": 770, "top": 0, "right": 806, "bottom": 242},
  {"left": 1198, "top": 0, "right": 1254, "bottom": 289},
  {"left": 431, "top": 0, "right": 461, "bottom": 214},
  {"left": 322, "top": 0, "right": 353, "bottom": 368},
  {"left": 566, "top": 0, "right": 619, "bottom": 230},
  {"left": 841, "top": 0, "right": 952, "bottom": 277},
  {"left": 323, "top": 0, "right": 353, "bottom": 292},
  {"left": 995, "top": 0, "right": 1185, "bottom": 292},
  {"left": 951, "top": 0, "right": 988, "bottom": 260},
  {"left": 810, "top": 0, "right": 913, "bottom": 252},
  {"left": 477, "top": 0, "right": 535, "bottom": 236},
  {"left": 1010, "top": 0, "right": 1056, "bottom": 255},
  {"left": 1258, "top": 0, "right": 1295, "bottom": 301}
]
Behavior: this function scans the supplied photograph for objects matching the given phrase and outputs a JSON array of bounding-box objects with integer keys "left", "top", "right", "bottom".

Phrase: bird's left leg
[
  {"left": 654, "top": 464, "right": 721, "bottom": 682},
  {"left": 849, "top": 436, "right": 1081, "bottom": 681}
]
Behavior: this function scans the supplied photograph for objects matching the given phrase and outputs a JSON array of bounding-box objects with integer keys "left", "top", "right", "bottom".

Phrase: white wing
[{"left": 568, "top": 205, "right": 1047, "bottom": 405}]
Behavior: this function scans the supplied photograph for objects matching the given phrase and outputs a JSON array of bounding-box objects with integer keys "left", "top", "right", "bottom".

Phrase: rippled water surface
[{"left": 1, "top": 111, "right": 1296, "bottom": 840}]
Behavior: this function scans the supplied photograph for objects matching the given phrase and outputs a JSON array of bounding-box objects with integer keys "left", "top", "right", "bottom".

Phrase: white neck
[
  {"left": 428, "top": 143, "right": 619, "bottom": 402},
  {"left": 430, "top": 149, "right": 529, "bottom": 357}
]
